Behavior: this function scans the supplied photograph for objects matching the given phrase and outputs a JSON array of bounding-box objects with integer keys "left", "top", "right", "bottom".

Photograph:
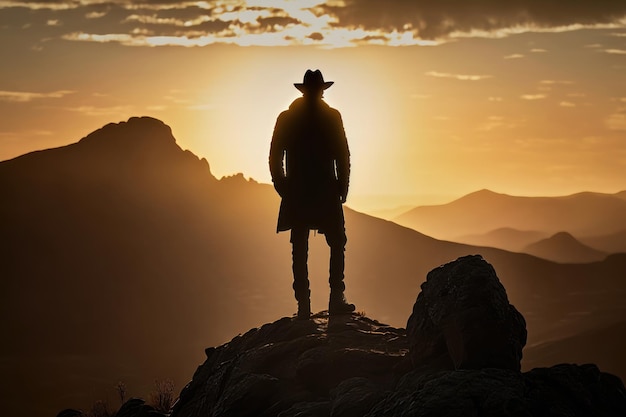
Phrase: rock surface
[
  {"left": 171, "top": 313, "right": 408, "bottom": 417},
  {"left": 369, "top": 363, "right": 626, "bottom": 417},
  {"left": 169, "top": 255, "right": 626, "bottom": 416},
  {"left": 407, "top": 254, "right": 527, "bottom": 371}
]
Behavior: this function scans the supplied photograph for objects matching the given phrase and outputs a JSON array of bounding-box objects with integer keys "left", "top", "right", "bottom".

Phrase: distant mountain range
[
  {"left": 1, "top": 117, "right": 625, "bottom": 416},
  {"left": 456, "top": 227, "right": 549, "bottom": 253},
  {"left": 393, "top": 190, "right": 626, "bottom": 256}
]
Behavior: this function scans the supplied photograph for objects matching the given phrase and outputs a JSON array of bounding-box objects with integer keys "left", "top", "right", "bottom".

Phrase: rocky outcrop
[
  {"left": 169, "top": 255, "right": 626, "bottom": 417},
  {"left": 407, "top": 255, "right": 527, "bottom": 371},
  {"left": 171, "top": 313, "right": 408, "bottom": 417},
  {"left": 368, "top": 363, "right": 626, "bottom": 417}
]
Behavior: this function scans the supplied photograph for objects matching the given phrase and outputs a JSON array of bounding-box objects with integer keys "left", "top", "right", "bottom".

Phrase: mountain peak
[
  {"left": 548, "top": 231, "right": 577, "bottom": 242},
  {"left": 0, "top": 116, "right": 217, "bottom": 195},
  {"left": 523, "top": 231, "right": 607, "bottom": 263},
  {"left": 78, "top": 116, "right": 176, "bottom": 150},
  {"left": 466, "top": 189, "right": 504, "bottom": 198}
]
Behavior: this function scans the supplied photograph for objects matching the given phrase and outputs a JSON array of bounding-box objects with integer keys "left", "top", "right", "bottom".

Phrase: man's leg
[
  {"left": 324, "top": 222, "right": 355, "bottom": 315},
  {"left": 291, "top": 227, "right": 311, "bottom": 319}
]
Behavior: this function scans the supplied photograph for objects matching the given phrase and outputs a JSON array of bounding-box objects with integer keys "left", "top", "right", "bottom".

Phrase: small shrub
[
  {"left": 115, "top": 381, "right": 127, "bottom": 405},
  {"left": 150, "top": 379, "right": 175, "bottom": 413}
]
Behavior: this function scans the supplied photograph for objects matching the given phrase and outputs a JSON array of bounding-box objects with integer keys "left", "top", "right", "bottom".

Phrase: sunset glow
[{"left": 1, "top": 0, "right": 625, "bottom": 211}]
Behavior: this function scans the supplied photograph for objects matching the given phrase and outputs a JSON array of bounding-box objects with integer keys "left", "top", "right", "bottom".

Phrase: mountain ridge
[{"left": 394, "top": 188, "right": 626, "bottom": 240}]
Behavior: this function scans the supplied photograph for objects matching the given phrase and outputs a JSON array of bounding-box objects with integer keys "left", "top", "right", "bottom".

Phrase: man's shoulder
[{"left": 280, "top": 98, "right": 342, "bottom": 120}]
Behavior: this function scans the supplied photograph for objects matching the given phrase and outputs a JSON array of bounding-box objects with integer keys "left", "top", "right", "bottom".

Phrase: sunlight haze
[{"left": 1, "top": 0, "right": 625, "bottom": 212}]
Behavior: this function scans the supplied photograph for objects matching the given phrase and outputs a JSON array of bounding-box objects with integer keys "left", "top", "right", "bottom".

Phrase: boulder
[{"left": 407, "top": 255, "right": 527, "bottom": 371}]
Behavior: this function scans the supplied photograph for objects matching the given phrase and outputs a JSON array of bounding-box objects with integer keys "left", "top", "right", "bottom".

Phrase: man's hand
[
  {"left": 273, "top": 178, "right": 288, "bottom": 198},
  {"left": 339, "top": 184, "right": 348, "bottom": 204}
]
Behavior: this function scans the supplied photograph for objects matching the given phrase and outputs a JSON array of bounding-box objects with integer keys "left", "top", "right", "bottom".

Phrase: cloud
[
  {"left": 85, "top": 11, "right": 107, "bottom": 19},
  {"left": 321, "top": 0, "right": 626, "bottom": 40},
  {"left": 559, "top": 101, "right": 576, "bottom": 107},
  {"left": 0, "top": 90, "right": 74, "bottom": 102},
  {"left": 605, "top": 48, "right": 626, "bottom": 54},
  {"left": 504, "top": 53, "right": 524, "bottom": 59},
  {"left": 3, "top": 0, "right": 625, "bottom": 48},
  {"left": 0, "top": 1, "right": 75, "bottom": 10},
  {"left": 540, "top": 80, "right": 573, "bottom": 85},
  {"left": 425, "top": 71, "right": 492, "bottom": 81},
  {"left": 520, "top": 94, "right": 547, "bottom": 100},
  {"left": 477, "top": 115, "right": 520, "bottom": 131},
  {"left": 605, "top": 112, "right": 626, "bottom": 130}
]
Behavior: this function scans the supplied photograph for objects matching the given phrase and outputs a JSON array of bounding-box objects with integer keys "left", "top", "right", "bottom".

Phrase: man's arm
[
  {"left": 269, "top": 112, "right": 288, "bottom": 197},
  {"left": 334, "top": 112, "right": 350, "bottom": 203}
]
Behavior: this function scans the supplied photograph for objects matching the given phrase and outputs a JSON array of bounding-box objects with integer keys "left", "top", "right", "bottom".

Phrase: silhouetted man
[{"left": 269, "top": 69, "right": 355, "bottom": 320}]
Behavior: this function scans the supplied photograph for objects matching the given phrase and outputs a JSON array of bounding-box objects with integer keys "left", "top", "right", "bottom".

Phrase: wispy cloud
[
  {"left": 425, "top": 71, "right": 492, "bottom": 81},
  {"left": 477, "top": 115, "right": 520, "bottom": 131},
  {"left": 2, "top": 0, "right": 624, "bottom": 48},
  {"left": 85, "top": 11, "right": 107, "bottom": 19},
  {"left": 0, "top": 1, "right": 75, "bottom": 10},
  {"left": 540, "top": 80, "right": 574, "bottom": 85},
  {"left": 605, "top": 48, "right": 626, "bottom": 54},
  {"left": 605, "top": 111, "right": 626, "bottom": 130},
  {"left": 520, "top": 94, "right": 547, "bottom": 100},
  {"left": 559, "top": 101, "right": 576, "bottom": 107},
  {"left": 504, "top": 53, "right": 524, "bottom": 59},
  {"left": 322, "top": 1, "right": 626, "bottom": 40},
  {"left": 0, "top": 90, "right": 74, "bottom": 102}
]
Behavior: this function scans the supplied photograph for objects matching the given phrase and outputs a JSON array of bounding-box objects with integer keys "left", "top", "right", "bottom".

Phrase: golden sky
[{"left": 1, "top": 0, "right": 625, "bottom": 210}]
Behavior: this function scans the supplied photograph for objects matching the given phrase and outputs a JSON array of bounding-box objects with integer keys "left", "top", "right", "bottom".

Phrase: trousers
[{"left": 290, "top": 224, "right": 347, "bottom": 303}]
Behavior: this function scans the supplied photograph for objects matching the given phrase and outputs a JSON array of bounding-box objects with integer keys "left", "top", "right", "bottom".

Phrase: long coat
[{"left": 269, "top": 97, "right": 350, "bottom": 233}]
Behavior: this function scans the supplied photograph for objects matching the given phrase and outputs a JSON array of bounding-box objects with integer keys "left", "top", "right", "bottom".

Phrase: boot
[
  {"left": 329, "top": 292, "right": 355, "bottom": 315},
  {"left": 297, "top": 300, "right": 311, "bottom": 320}
]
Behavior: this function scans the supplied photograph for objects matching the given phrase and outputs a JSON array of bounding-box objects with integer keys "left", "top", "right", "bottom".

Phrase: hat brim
[{"left": 294, "top": 81, "right": 334, "bottom": 93}]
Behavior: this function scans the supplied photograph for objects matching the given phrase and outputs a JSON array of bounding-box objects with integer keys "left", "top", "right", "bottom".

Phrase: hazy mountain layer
[
  {"left": 456, "top": 227, "right": 549, "bottom": 252},
  {"left": 394, "top": 189, "right": 626, "bottom": 241}
]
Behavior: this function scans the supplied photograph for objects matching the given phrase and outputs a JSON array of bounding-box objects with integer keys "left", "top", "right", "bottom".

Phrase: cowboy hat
[{"left": 294, "top": 69, "right": 334, "bottom": 93}]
